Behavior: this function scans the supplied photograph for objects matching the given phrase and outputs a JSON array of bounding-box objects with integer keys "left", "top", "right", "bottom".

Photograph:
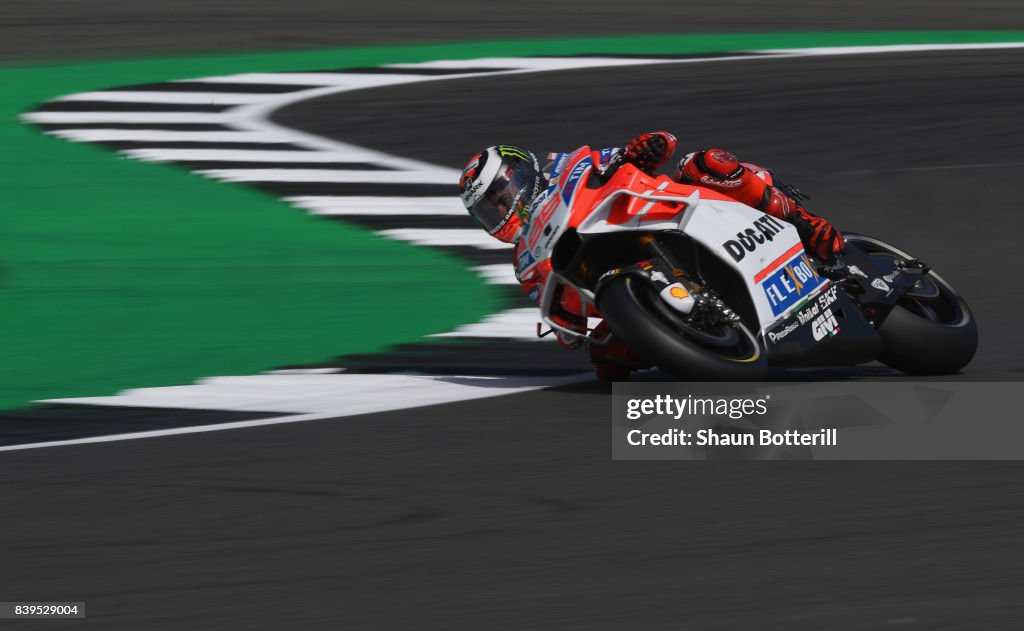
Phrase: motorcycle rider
[{"left": 458, "top": 132, "right": 844, "bottom": 378}]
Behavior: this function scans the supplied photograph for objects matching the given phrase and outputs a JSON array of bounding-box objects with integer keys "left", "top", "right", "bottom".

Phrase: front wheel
[
  {"left": 844, "top": 233, "right": 978, "bottom": 375},
  {"left": 597, "top": 275, "right": 767, "bottom": 381}
]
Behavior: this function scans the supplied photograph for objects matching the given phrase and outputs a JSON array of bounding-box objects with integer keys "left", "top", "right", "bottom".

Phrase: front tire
[
  {"left": 597, "top": 275, "right": 767, "bottom": 381},
  {"left": 844, "top": 234, "right": 978, "bottom": 375}
]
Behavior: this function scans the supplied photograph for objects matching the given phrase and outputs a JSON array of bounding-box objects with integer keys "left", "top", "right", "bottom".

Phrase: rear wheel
[
  {"left": 844, "top": 234, "right": 978, "bottom": 375},
  {"left": 597, "top": 275, "right": 766, "bottom": 380}
]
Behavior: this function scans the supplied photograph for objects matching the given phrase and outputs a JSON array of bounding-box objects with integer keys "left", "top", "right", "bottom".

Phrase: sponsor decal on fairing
[
  {"left": 846, "top": 265, "right": 869, "bottom": 278},
  {"left": 721, "top": 215, "right": 787, "bottom": 262},
  {"left": 760, "top": 253, "right": 825, "bottom": 316},
  {"left": 766, "top": 285, "right": 837, "bottom": 343},
  {"left": 560, "top": 156, "right": 593, "bottom": 205},
  {"left": 767, "top": 321, "right": 800, "bottom": 343},
  {"left": 548, "top": 152, "right": 570, "bottom": 181},
  {"left": 794, "top": 285, "right": 838, "bottom": 325},
  {"left": 516, "top": 247, "right": 536, "bottom": 273},
  {"left": 525, "top": 191, "right": 560, "bottom": 251},
  {"left": 810, "top": 308, "right": 840, "bottom": 340},
  {"left": 659, "top": 283, "right": 695, "bottom": 314}
]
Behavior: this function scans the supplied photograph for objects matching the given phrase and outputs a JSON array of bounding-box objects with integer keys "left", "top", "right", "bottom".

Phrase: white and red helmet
[{"left": 459, "top": 145, "right": 542, "bottom": 243}]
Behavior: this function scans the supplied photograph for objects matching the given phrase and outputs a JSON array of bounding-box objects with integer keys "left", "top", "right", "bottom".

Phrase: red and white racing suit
[{"left": 513, "top": 133, "right": 844, "bottom": 379}]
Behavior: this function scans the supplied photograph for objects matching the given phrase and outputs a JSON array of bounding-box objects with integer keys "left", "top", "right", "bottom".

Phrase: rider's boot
[{"left": 782, "top": 202, "right": 845, "bottom": 261}]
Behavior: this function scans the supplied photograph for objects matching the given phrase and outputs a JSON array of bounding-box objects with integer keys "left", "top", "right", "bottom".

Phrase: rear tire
[
  {"left": 844, "top": 234, "right": 978, "bottom": 375},
  {"left": 597, "top": 275, "right": 767, "bottom": 381}
]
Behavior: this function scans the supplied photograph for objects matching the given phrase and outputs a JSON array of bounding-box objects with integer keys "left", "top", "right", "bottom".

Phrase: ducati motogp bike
[{"left": 521, "top": 146, "right": 977, "bottom": 379}]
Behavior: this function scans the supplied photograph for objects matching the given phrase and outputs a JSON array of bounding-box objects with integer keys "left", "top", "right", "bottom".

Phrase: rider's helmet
[{"left": 459, "top": 145, "right": 543, "bottom": 243}]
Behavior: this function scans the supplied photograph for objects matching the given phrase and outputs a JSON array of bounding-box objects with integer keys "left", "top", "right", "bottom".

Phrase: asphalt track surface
[{"left": 4, "top": 7, "right": 1024, "bottom": 631}]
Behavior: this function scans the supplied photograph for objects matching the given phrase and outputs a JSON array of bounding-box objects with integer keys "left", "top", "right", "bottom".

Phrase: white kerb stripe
[
  {"left": 22, "top": 112, "right": 234, "bottom": 124},
  {"left": 472, "top": 264, "right": 519, "bottom": 285},
  {"left": 285, "top": 196, "right": 466, "bottom": 216},
  {"left": 46, "top": 129, "right": 295, "bottom": 143},
  {"left": 55, "top": 91, "right": 276, "bottom": 105},
  {"left": 430, "top": 308, "right": 543, "bottom": 340},
  {"left": 197, "top": 169, "right": 448, "bottom": 184},
  {"left": 430, "top": 308, "right": 601, "bottom": 340},
  {"left": 378, "top": 228, "right": 511, "bottom": 250},
  {"left": 123, "top": 149, "right": 385, "bottom": 164}
]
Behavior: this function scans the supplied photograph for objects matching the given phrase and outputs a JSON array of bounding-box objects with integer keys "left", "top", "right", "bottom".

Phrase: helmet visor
[{"left": 468, "top": 160, "right": 538, "bottom": 235}]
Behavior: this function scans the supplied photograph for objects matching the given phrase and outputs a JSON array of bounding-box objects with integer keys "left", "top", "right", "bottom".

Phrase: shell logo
[{"left": 669, "top": 287, "right": 689, "bottom": 299}]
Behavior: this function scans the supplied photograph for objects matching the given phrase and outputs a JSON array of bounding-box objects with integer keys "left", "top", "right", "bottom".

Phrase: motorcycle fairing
[
  {"left": 761, "top": 284, "right": 882, "bottom": 365},
  {"left": 673, "top": 198, "right": 828, "bottom": 328}
]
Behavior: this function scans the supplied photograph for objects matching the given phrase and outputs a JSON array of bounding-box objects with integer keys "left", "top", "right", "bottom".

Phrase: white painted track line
[
  {"left": 762, "top": 42, "right": 1024, "bottom": 56},
  {"left": 40, "top": 372, "right": 589, "bottom": 414},
  {"left": 0, "top": 372, "right": 592, "bottom": 452},
  {"left": 386, "top": 56, "right": 719, "bottom": 71},
  {"left": 191, "top": 72, "right": 442, "bottom": 87}
]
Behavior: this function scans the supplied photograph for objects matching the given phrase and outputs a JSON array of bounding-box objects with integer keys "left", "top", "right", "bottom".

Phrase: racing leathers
[
  {"left": 674, "top": 148, "right": 844, "bottom": 261},
  {"left": 513, "top": 132, "right": 844, "bottom": 378}
]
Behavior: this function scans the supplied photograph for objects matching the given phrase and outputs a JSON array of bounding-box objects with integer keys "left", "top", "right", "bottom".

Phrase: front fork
[
  {"left": 540, "top": 235, "right": 737, "bottom": 340},
  {"left": 538, "top": 238, "right": 692, "bottom": 341},
  {"left": 594, "top": 235, "right": 697, "bottom": 314},
  {"left": 596, "top": 236, "right": 742, "bottom": 325}
]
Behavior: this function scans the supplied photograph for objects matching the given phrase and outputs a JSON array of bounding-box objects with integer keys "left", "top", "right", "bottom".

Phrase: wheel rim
[
  {"left": 630, "top": 279, "right": 761, "bottom": 362},
  {"left": 847, "top": 236, "right": 971, "bottom": 327}
]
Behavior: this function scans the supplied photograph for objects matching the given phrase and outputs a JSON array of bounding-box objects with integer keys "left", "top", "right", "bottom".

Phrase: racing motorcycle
[{"left": 526, "top": 146, "right": 977, "bottom": 379}]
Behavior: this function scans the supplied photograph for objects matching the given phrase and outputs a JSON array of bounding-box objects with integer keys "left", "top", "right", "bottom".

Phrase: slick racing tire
[
  {"left": 597, "top": 275, "right": 767, "bottom": 381},
  {"left": 845, "top": 234, "right": 978, "bottom": 375}
]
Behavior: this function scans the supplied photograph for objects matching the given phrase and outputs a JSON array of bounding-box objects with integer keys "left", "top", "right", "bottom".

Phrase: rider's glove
[{"left": 623, "top": 131, "right": 678, "bottom": 175}]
